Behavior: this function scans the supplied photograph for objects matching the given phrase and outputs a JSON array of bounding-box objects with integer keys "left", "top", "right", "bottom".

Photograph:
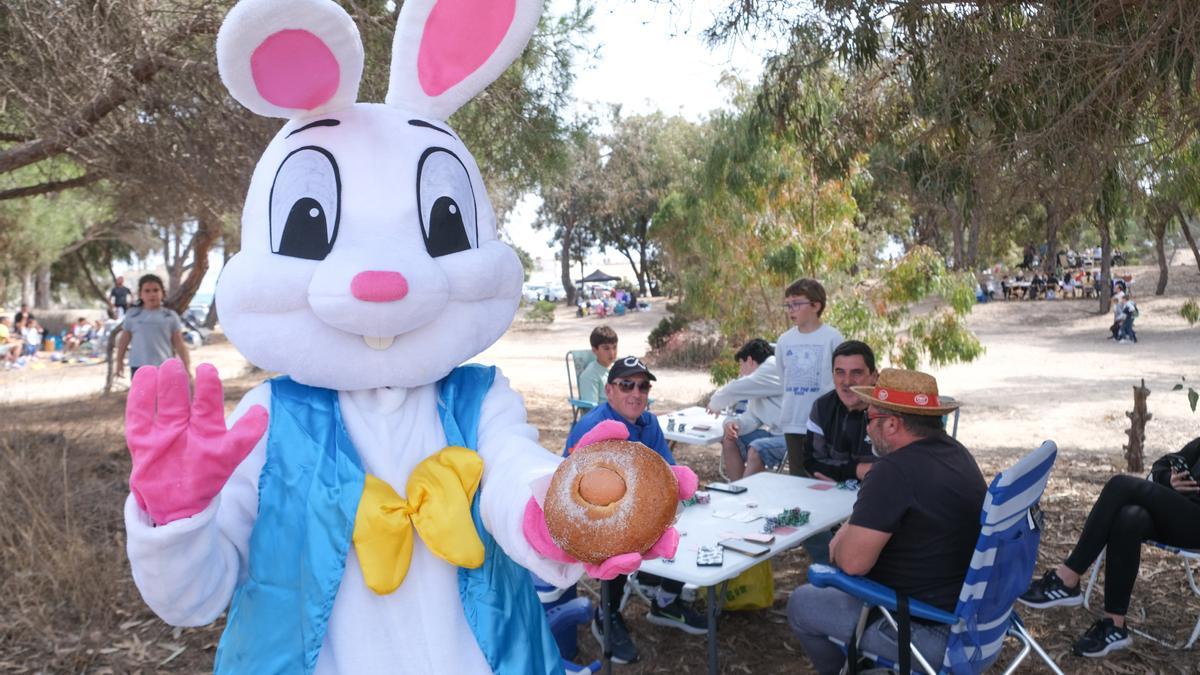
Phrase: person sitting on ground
[
  {"left": 63, "top": 317, "right": 93, "bottom": 354},
  {"left": 563, "top": 356, "right": 708, "bottom": 664},
  {"left": 707, "top": 338, "right": 785, "bottom": 480},
  {"left": 577, "top": 325, "right": 618, "bottom": 405},
  {"left": 1019, "top": 437, "right": 1200, "bottom": 658},
  {"left": 788, "top": 368, "right": 985, "bottom": 674},
  {"left": 21, "top": 318, "right": 42, "bottom": 357},
  {"left": 0, "top": 316, "right": 20, "bottom": 367},
  {"left": 13, "top": 303, "right": 34, "bottom": 327}
]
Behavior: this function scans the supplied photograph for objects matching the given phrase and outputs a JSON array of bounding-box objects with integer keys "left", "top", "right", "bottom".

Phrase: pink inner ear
[
  {"left": 251, "top": 30, "right": 341, "bottom": 111},
  {"left": 417, "top": 0, "right": 517, "bottom": 97}
]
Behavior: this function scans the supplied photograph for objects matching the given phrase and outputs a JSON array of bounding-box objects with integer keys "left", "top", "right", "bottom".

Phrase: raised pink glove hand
[{"left": 126, "top": 359, "right": 268, "bottom": 525}]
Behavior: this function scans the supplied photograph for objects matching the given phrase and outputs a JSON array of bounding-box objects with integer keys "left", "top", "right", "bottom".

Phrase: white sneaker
[{"left": 1118, "top": 338, "right": 1132, "bottom": 344}]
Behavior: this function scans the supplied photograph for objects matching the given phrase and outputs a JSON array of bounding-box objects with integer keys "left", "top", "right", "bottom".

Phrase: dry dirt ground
[{"left": 1, "top": 264, "right": 1198, "bottom": 673}]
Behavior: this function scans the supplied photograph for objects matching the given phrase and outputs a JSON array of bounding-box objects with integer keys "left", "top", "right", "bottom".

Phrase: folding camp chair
[
  {"left": 565, "top": 349, "right": 597, "bottom": 422},
  {"left": 1083, "top": 540, "right": 1200, "bottom": 649},
  {"left": 808, "top": 440, "right": 1062, "bottom": 674}
]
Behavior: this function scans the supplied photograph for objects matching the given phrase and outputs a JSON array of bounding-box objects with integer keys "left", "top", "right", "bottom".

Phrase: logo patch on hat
[
  {"left": 878, "top": 389, "right": 889, "bottom": 401},
  {"left": 914, "top": 394, "right": 929, "bottom": 406}
]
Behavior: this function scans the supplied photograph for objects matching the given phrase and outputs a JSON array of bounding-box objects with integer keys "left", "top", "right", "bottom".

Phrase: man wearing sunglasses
[{"left": 563, "top": 356, "right": 707, "bottom": 662}]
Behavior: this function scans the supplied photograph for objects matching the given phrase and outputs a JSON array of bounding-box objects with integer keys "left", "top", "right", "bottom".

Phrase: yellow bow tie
[{"left": 352, "top": 446, "right": 485, "bottom": 595}]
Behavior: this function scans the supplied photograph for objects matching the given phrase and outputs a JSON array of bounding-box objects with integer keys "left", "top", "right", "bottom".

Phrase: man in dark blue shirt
[
  {"left": 562, "top": 356, "right": 701, "bottom": 663},
  {"left": 564, "top": 355, "right": 673, "bottom": 464}
]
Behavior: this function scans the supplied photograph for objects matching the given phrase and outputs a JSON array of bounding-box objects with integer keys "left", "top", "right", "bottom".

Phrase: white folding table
[
  {"left": 656, "top": 405, "right": 726, "bottom": 446},
  {"left": 635, "top": 472, "right": 858, "bottom": 675}
]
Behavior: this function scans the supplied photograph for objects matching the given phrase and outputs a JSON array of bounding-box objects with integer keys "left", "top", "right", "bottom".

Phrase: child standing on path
[
  {"left": 115, "top": 274, "right": 190, "bottom": 378},
  {"left": 777, "top": 278, "right": 844, "bottom": 476}
]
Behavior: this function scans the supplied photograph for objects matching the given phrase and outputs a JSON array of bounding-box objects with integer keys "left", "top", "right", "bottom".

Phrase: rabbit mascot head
[{"left": 215, "top": 0, "right": 536, "bottom": 390}]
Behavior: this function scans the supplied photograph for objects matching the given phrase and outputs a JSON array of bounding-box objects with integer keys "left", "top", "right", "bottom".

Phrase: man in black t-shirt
[{"left": 788, "top": 368, "right": 987, "bottom": 675}]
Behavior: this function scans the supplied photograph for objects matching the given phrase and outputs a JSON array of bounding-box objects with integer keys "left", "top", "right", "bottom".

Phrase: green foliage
[
  {"left": 524, "top": 300, "right": 556, "bottom": 324},
  {"left": 648, "top": 314, "right": 689, "bottom": 351},
  {"left": 709, "top": 347, "right": 740, "bottom": 387},
  {"left": 1172, "top": 378, "right": 1198, "bottom": 413},
  {"left": 1182, "top": 298, "right": 1200, "bottom": 326}
]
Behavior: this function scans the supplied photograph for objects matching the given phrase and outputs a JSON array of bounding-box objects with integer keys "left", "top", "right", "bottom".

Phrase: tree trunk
[
  {"left": 20, "top": 269, "right": 33, "bottom": 307},
  {"left": 1152, "top": 218, "right": 1169, "bottom": 296},
  {"left": 34, "top": 264, "right": 52, "bottom": 308},
  {"left": 1175, "top": 206, "right": 1200, "bottom": 273},
  {"left": 560, "top": 226, "right": 576, "bottom": 306},
  {"left": 165, "top": 214, "right": 220, "bottom": 313},
  {"left": 1098, "top": 219, "right": 1112, "bottom": 312},
  {"left": 966, "top": 196, "right": 983, "bottom": 272},
  {"left": 1123, "top": 379, "right": 1151, "bottom": 473},
  {"left": 948, "top": 200, "right": 965, "bottom": 270},
  {"left": 1043, "top": 196, "right": 1063, "bottom": 276}
]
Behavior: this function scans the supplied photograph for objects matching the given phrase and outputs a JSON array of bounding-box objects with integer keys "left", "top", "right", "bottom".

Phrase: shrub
[
  {"left": 524, "top": 300, "right": 556, "bottom": 324},
  {"left": 648, "top": 314, "right": 688, "bottom": 350}
]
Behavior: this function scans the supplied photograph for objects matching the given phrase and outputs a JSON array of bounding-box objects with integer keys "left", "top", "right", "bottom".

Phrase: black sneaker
[
  {"left": 591, "top": 611, "right": 639, "bottom": 664},
  {"left": 646, "top": 598, "right": 709, "bottom": 636},
  {"left": 1019, "top": 569, "right": 1083, "bottom": 609},
  {"left": 1072, "top": 617, "right": 1132, "bottom": 657}
]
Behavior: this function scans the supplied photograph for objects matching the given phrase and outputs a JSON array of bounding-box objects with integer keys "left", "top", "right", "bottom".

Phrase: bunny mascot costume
[{"left": 121, "top": 0, "right": 696, "bottom": 673}]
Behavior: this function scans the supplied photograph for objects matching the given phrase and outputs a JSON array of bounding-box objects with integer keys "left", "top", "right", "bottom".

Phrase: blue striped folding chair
[{"left": 808, "top": 440, "right": 1063, "bottom": 674}]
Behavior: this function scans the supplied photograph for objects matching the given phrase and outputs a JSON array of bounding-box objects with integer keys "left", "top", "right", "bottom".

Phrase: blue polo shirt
[{"left": 563, "top": 402, "right": 675, "bottom": 465}]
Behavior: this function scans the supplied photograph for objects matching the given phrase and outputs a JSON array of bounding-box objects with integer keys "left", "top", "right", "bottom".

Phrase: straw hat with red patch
[{"left": 850, "top": 368, "right": 959, "bottom": 416}]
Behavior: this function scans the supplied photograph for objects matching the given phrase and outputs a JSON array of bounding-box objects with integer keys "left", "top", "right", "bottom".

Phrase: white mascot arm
[
  {"left": 476, "top": 369, "right": 584, "bottom": 588},
  {"left": 124, "top": 382, "right": 271, "bottom": 626}
]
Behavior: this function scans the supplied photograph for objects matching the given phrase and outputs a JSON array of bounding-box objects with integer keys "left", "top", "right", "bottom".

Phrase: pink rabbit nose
[{"left": 351, "top": 271, "right": 409, "bottom": 302}]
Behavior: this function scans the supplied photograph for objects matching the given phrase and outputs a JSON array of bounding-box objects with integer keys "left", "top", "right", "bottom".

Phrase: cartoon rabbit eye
[
  {"left": 417, "top": 148, "right": 477, "bottom": 258},
  {"left": 269, "top": 146, "right": 341, "bottom": 260}
]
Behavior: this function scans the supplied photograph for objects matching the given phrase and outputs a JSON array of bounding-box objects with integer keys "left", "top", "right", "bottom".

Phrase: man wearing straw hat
[{"left": 787, "top": 368, "right": 988, "bottom": 674}]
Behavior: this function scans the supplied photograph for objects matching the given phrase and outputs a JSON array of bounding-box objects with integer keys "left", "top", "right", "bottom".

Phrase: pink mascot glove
[
  {"left": 125, "top": 359, "right": 268, "bottom": 525},
  {"left": 522, "top": 420, "right": 699, "bottom": 579}
]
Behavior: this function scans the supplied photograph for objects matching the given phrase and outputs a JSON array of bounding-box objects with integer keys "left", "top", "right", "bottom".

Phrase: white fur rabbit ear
[
  {"left": 385, "top": 0, "right": 543, "bottom": 120},
  {"left": 217, "top": 0, "right": 364, "bottom": 119}
]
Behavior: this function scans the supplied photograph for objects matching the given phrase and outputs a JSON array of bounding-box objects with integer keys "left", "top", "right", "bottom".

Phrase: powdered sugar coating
[{"left": 543, "top": 440, "right": 678, "bottom": 564}]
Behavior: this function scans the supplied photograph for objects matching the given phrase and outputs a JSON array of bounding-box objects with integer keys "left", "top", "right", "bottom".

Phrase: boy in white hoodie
[{"left": 708, "top": 338, "right": 785, "bottom": 479}]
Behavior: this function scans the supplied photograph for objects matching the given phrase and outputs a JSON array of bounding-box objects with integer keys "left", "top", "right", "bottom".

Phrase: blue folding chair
[
  {"left": 808, "top": 440, "right": 1063, "bottom": 674},
  {"left": 565, "top": 349, "right": 597, "bottom": 422}
]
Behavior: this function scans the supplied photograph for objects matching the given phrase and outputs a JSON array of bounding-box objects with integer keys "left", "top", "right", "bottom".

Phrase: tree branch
[{"left": 0, "top": 173, "right": 99, "bottom": 201}]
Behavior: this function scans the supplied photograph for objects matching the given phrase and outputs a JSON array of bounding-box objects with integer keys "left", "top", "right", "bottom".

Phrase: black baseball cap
[{"left": 607, "top": 355, "right": 657, "bottom": 383}]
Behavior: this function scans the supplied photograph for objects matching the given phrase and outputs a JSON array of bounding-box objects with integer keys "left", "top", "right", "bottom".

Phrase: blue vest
[{"left": 214, "top": 366, "right": 562, "bottom": 674}]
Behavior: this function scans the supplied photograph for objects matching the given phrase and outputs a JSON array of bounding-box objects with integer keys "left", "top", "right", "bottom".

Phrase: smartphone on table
[{"left": 706, "top": 482, "right": 748, "bottom": 494}]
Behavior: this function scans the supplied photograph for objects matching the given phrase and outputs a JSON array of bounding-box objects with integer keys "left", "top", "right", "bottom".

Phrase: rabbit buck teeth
[{"left": 363, "top": 335, "right": 395, "bottom": 351}]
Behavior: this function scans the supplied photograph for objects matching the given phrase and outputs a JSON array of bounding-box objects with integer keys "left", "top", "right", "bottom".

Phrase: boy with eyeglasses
[
  {"left": 777, "top": 278, "right": 844, "bottom": 476},
  {"left": 563, "top": 357, "right": 708, "bottom": 663}
]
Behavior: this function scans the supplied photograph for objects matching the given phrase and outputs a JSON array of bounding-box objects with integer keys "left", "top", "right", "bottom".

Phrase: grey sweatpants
[{"left": 787, "top": 584, "right": 953, "bottom": 675}]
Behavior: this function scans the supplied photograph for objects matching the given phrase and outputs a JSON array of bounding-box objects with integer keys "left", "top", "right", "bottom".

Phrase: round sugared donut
[{"left": 544, "top": 439, "right": 678, "bottom": 565}]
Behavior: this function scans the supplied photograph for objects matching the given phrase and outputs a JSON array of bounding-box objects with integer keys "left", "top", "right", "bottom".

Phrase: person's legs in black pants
[{"left": 785, "top": 433, "right": 807, "bottom": 477}]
